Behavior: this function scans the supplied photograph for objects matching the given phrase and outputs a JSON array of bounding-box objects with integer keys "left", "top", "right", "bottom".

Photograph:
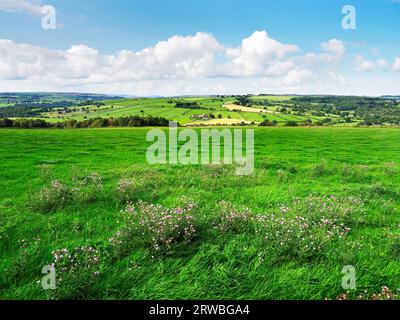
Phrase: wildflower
[{"left": 110, "top": 200, "right": 198, "bottom": 257}]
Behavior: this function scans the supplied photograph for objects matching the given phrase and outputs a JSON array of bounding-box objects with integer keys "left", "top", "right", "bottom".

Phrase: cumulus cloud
[
  {"left": 304, "top": 39, "right": 346, "bottom": 64},
  {"left": 109, "top": 32, "right": 224, "bottom": 79},
  {"left": 224, "top": 31, "right": 299, "bottom": 77},
  {"left": 359, "top": 60, "right": 376, "bottom": 71},
  {"left": 355, "top": 55, "right": 376, "bottom": 71},
  {"left": 393, "top": 57, "right": 400, "bottom": 71},
  {"left": 354, "top": 55, "right": 389, "bottom": 72},
  {"left": 0, "top": 0, "right": 44, "bottom": 16},
  {"left": 321, "top": 39, "right": 346, "bottom": 61},
  {"left": 0, "top": 31, "right": 302, "bottom": 82},
  {"left": 1, "top": 30, "right": 398, "bottom": 95},
  {"left": 0, "top": 32, "right": 224, "bottom": 81},
  {"left": 282, "top": 68, "right": 314, "bottom": 86}
]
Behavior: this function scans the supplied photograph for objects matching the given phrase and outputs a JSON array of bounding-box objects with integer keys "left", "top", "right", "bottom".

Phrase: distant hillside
[{"left": 1, "top": 93, "right": 400, "bottom": 127}]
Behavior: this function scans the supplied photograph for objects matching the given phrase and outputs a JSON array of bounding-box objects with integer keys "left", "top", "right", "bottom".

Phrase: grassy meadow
[{"left": 1, "top": 127, "right": 400, "bottom": 300}]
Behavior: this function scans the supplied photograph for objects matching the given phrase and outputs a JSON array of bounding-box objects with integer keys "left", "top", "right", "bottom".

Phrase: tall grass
[{"left": 1, "top": 127, "right": 400, "bottom": 300}]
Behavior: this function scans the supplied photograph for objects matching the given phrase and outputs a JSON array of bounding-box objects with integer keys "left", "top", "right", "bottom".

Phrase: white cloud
[
  {"left": 0, "top": 31, "right": 301, "bottom": 82},
  {"left": 393, "top": 57, "right": 400, "bottom": 71},
  {"left": 321, "top": 39, "right": 346, "bottom": 61},
  {"left": 0, "top": 0, "right": 44, "bottom": 16},
  {"left": 304, "top": 39, "right": 346, "bottom": 65},
  {"left": 113, "top": 32, "right": 224, "bottom": 79},
  {"left": 0, "top": 32, "right": 223, "bottom": 81},
  {"left": 224, "top": 31, "right": 299, "bottom": 77},
  {"left": 0, "top": 31, "right": 399, "bottom": 96},
  {"left": 354, "top": 55, "right": 390, "bottom": 72},
  {"left": 282, "top": 68, "right": 314, "bottom": 86},
  {"left": 359, "top": 60, "right": 376, "bottom": 71},
  {"left": 355, "top": 55, "right": 376, "bottom": 71}
]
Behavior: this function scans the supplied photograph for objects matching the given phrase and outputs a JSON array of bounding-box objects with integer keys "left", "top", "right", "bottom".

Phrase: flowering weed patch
[
  {"left": 31, "top": 180, "right": 72, "bottom": 213},
  {"left": 30, "top": 172, "right": 103, "bottom": 213},
  {"left": 311, "top": 160, "right": 328, "bottom": 177},
  {"left": 255, "top": 195, "right": 363, "bottom": 261},
  {"left": 109, "top": 200, "right": 198, "bottom": 258},
  {"left": 214, "top": 201, "right": 255, "bottom": 234},
  {"left": 114, "top": 169, "right": 166, "bottom": 203},
  {"left": 48, "top": 246, "right": 101, "bottom": 300},
  {"left": 336, "top": 286, "right": 398, "bottom": 300},
  {"left": 7, "top": 238, "right": 42, "bottom": 286},
  {"left": 71, "top": 172, "right": 103, "bottom": 203},
  {"left": 115, "top": 178, "right": 139, "bottom": 203}
]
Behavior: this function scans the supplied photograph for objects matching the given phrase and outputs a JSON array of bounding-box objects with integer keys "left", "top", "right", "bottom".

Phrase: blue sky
[{"left": 0, "top": 0, "right": 399, "bottom": 95}]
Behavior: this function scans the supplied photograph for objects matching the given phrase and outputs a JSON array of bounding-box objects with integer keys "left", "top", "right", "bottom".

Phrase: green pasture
[{"left": 1, "top": 127, "right": 400, "bottom": 299}]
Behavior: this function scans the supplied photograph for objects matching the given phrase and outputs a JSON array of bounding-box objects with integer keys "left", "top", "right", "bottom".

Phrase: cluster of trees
[
  {"left": 0, "top": 93, "right": 124, "bottom": 118},
  {"left": 291, "top": 96, "right": 400, "bottom": 125},
  {"left": 0, "top": 115, "right": 170, "bottom": 129},
  {"left": 0, "top": 102, "right": 77, "bottom": 118},
  {"left": 239, "top": 95, "right": 399, "bottom": 125},
  {"left": 259, "top": 118, "right": 339, "bottom": 127},
  {"left": 259, "top": 119, "right": 278, "bottom": 127},
  {"left": 208, "top": 114, "right": 223, "bottom": 119},
  {"left": 175, "top": 102, "right": 204, "bottom": 109},
  {"left": 0, "top": 118, "right": 51, "bottom": 128},
  {"left": 284, "top": 121, "right": 298, "bottom": 127},
  {"left": 77, "top": 100, "right": 106, "bottom": 107},
  {"left": 234, "top": 95, "right": 252, "bottom": 107}
]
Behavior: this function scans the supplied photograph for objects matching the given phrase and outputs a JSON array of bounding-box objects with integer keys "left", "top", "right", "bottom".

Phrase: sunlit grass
[{"left": 1, "top": 127, "right": 400, "bottom": 299}]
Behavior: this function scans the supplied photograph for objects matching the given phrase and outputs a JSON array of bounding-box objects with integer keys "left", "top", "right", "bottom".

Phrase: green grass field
[{"left": 1, "top": 127, "right": 400, "bottom": 300}]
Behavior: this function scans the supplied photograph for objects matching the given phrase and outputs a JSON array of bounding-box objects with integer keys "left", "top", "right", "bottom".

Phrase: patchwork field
[
  {"left": 3, "top": 94, "right": 399, "bottom": 128},
  {"left": 1, "top": 127, "right": 400, "bottom": 300},
  {"left": 33, "top": 95, "right": 343, "bottom": 126},
  {"left": 223, "top": 104, "right": 272, "bottom": 114}
]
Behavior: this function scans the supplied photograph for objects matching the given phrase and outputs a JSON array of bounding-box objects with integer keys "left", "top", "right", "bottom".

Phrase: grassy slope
[{"left": 1, "top": 127, "right": 400, "bottom": 299}]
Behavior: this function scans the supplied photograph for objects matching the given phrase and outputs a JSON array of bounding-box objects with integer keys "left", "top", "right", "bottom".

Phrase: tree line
[
  {"left": 0, "top": 102, "right": 77, "bottom": 118},
  {"left": 0, "top": 115, "right": 170, "bottom": 129}
]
